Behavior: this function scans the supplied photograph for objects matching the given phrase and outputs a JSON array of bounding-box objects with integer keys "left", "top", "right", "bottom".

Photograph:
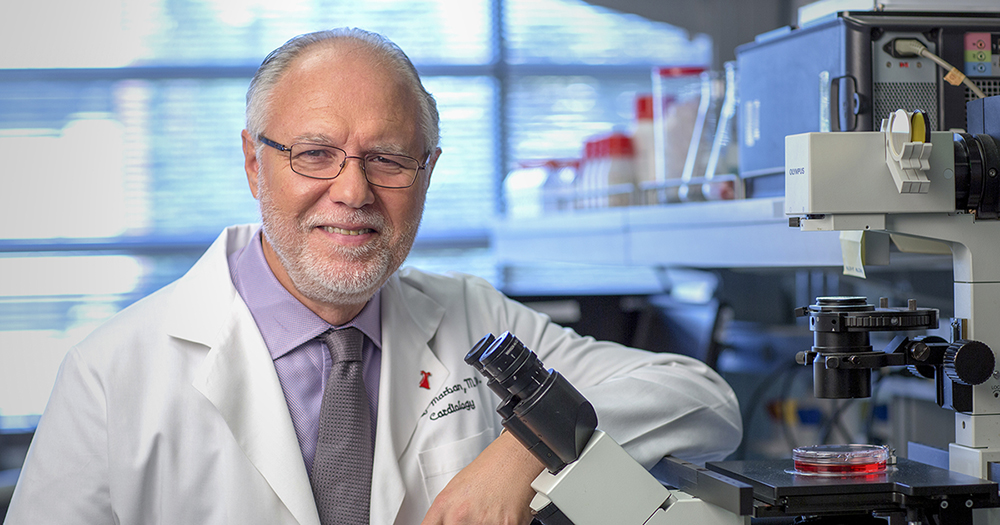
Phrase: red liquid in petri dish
[
  {"left": 792, "top": 444, "right": 889, "bottom": 476},
  {"left": 793, "top": 458, "right": 887, "bottom": 475}
]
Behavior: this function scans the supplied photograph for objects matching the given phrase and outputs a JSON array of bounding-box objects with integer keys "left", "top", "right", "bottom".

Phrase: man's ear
[
  {"left": 423, "top": 147, "right": 442, "bottom": 187},
  {"left": 241, "top": 129, "right": 261, "bottom": 200}
]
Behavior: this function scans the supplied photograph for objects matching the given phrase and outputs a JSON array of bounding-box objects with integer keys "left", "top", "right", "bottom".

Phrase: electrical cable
[
  {"left": 863, "top": 369, "right": 891, "bottom": 444},
  {"left": 777, "top": 359, "right": 801, "bottom": 450},
  {"left": 894, "top": 39, "right": 987, "bottom": 99},
  {"left": 815, "top": 365, "right": 897, "bottom": 445},
  {"left": 818, "top": 398, "right": 857, "bottom": 444},
  {"left": 734, "top": 359, "right": 801, "bottom": 460},
  {"left": 921, "top": 48, "right": 988, "bottom": 99}
]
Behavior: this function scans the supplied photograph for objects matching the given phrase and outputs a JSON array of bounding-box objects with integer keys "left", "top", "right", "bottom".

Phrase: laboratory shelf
[
  {"left": 493, "top": 197, "right": 845, "bottom": 269},
  {"left": 495, "top": 205, "right": 632, "bottom": 266}
]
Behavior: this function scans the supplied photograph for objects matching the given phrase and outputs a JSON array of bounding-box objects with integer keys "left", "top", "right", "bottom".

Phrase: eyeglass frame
[{"left": 257, "top": 135, "right": 430, "bottom": 189}]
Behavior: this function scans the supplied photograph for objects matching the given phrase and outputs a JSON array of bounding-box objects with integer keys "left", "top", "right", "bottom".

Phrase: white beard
[{"left": 257, "top": 173, "right": 422, "bottom": 307}]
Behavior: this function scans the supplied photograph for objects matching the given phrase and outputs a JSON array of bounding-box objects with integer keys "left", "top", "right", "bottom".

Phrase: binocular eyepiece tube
[{"left": 465, "top": 332, "right": 598, "bottom": 473}]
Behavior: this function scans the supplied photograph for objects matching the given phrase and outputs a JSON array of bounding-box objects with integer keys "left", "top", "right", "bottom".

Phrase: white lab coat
[{"left": 5, "top": 224, "right": 741, "bottom": 525}]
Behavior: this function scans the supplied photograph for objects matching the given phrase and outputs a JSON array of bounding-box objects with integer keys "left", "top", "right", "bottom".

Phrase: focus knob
[
  {"left": 944, "top": 340, "right": 995, "bottom": 386},
  {"left": 906, "top": 364, "right": 936, "bottom": 379}
]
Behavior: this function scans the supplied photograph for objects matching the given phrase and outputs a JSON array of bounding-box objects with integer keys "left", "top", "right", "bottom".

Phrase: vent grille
[
  {"left": 873, "top": 82, "right": 938, "bottom": 129},
  {"left": 967, "top": 79, "right": 1000, "bottom": 101}
]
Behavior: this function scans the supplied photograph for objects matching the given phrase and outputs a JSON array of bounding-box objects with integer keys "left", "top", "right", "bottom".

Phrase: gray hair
[{"left": 245, "top": 28, "right": 440, "bottom": 156}]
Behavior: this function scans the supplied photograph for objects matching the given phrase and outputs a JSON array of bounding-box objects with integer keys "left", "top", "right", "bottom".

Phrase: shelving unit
[{"left": 494, "top": 197, "right": 846, "bottom": 269}]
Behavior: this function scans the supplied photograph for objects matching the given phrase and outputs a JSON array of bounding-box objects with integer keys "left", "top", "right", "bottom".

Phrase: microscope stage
[{"left": 706, "top": 458, "right": 1000, "bottom": 518}]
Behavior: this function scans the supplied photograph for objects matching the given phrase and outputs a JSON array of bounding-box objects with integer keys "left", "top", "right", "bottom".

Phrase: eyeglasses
[{"left": 258, "top": 135, "right": 427, "bottom": 189}]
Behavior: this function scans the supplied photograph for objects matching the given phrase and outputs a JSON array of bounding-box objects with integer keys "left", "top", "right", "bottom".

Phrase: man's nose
[{"left": 328, "top": 156, "right": 375, "bottom": 208}]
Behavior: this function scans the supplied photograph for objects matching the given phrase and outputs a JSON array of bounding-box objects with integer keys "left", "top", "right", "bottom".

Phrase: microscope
[
  {"left": 467, "top": 98, "right": 1000, "bottom": 524},
  {"left": 465, "top": 331, "right": 750, "bottom": 525},
  {"left": 712, "top": 96, "right": 1000, "bottom": 524},
  {"left": 782, "top": 96, "right": 1000, "bottom": 479}
]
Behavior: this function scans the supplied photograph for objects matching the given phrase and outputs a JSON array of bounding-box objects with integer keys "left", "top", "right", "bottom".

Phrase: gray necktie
[{"left": 312, "top": 327, "right": 372, "bottom": 524}]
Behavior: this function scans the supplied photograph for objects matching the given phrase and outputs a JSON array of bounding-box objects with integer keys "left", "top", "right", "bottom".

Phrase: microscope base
[{"left": 530, "top": 431, "right": 746, "bottom": 525}]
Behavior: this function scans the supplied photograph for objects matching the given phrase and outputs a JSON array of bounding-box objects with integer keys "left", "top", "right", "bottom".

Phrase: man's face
[{"left": 242, "top": 43, "right": 438, "bottom": 313}]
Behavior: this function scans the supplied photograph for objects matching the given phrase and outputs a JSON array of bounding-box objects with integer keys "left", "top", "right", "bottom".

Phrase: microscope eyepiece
[
  {"left": 467, "top": 331, "right": 598, "bottom": 472},
  {"left": 479, "top": 331, "right": 551, "bottom": 400},
  {"left": 464, "top": 333, "right": 496, "bottom": 371}
]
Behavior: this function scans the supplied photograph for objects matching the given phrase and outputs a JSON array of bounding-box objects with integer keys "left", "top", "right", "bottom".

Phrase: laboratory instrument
[
  {"left": 764, "top": 94, "right": 1000, "bottom": 523},
  {"left": 736, "top": 10, "right": 1000, "bottom": 196},
  {"left": 465, "top": 324, "right": 999, "bottom": 524},
  {"left": 496, "top": 95, "right": 1000, "bottom": 525},
  {"left": 465, "top": 332, "right": 750, "bottom": 525}
]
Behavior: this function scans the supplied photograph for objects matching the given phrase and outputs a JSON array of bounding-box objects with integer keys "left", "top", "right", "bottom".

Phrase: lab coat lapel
[
  {"left": 167, "top": 226, "right": 320, "bottom": 525},
  {"left": 191, "top": 302, "right": 319, "bottom": 525},
  {"left": 370, "top": 272, "right": 448, "bottom": 525}
]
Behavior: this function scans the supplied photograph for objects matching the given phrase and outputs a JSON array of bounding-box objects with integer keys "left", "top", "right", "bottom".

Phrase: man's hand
[{"left": 420, "top": 430, "right": 545, "bottom": 525}]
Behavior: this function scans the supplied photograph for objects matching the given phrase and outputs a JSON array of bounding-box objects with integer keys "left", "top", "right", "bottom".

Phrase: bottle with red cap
[
  {"left": 575, "top": 138, "right": 599, "bottom": 209},
  {"left": 593, "top": 136, "right": 610, "bottom": 208},
  {"left": 632, "top": 94, "right": 656, "bottom": 204},
  {"left": 606, "top": 132, "right": 635, "bottom": 207}
]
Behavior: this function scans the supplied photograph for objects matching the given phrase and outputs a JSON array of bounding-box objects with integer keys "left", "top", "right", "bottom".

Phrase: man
[{"left": 5, "top": 29, "right": 741, "bottom": 525}]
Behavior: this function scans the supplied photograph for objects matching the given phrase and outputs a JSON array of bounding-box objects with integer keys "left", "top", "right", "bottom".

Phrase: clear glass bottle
[
  {"left": 678, "top": 70, "right": 725, "bottom": 202},
  {"left": 652, "top": 66, "right": 705, "bottom": 204},
  {"left": 702, "top": 61, "right": 741, "bottom": 201}
]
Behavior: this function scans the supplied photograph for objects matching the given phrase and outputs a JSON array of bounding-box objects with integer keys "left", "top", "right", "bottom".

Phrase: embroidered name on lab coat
[
  {"left": 421, "top": 376, "right": 482, "bottom": 421},
  {"left": 429, "top": 400, "right": 476, "bottom": 420}
]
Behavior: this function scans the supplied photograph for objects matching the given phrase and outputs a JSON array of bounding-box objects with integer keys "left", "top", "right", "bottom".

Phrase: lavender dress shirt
[{"left": 228, "top": 229, "right": 382, "bottom": 475}]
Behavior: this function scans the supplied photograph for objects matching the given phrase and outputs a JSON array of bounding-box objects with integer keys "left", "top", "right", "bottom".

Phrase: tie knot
[{"left": 321, "top": 327, "right": 364, "bottom": 363}]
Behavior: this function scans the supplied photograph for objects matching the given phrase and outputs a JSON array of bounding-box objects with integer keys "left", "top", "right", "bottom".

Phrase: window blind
[{"left": 0, "top": 0, "right": 707, "bottom": 425}]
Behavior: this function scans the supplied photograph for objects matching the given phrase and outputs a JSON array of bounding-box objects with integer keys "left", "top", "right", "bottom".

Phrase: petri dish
[{"left": 792, "top": 444, "right": 889, "bottom": 476}]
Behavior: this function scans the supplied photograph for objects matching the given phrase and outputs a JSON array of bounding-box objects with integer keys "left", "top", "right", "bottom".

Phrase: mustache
[
  {"left": 255, "top": 165, "right": 388, "bottom": 234},
  {"left": 300, "top": 208, "right": 388, "bottom": 233}
]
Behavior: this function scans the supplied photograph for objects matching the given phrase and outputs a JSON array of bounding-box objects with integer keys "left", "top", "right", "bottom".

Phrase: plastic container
[
  {"left": 606, "top": 132, "right": 635, "bottom": 207},
  {"left": 577, "top": 136, "right": 610, "bottom": 208},
  {"left": 792, "top": 444, "right": 890, "bottom": 476},
  {"left": 592, "top": 136, "right": 610, "bottom": 208},
  {"left": 632, "top": 94, "right": 657, "bottom": 204},
  {"left": 574, "top": 140, "right": 592, "bottom": 209},
  {"left": 504, "top": 161, "right": 550, "bottom": 219},
  {"left": 542, "top": 159, "right": 578, "bottom": 212}
]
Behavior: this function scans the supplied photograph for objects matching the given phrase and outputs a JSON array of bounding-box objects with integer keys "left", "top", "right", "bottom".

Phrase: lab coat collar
[
  {"left": 167, "top": 225, "right": 321, "bottom": 525},
  {"left": 164, "top": 224, "right": 255, "bottom": 347}
]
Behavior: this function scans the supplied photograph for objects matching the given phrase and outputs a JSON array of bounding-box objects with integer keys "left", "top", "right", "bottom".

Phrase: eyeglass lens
[{"left": 290, "top": 143, "right": 418, "bottom": 187}]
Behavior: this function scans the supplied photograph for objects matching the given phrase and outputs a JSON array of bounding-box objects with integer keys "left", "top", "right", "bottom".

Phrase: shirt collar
[{"left": 228, "top": 228, "right": 383, "bottom": 360}]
